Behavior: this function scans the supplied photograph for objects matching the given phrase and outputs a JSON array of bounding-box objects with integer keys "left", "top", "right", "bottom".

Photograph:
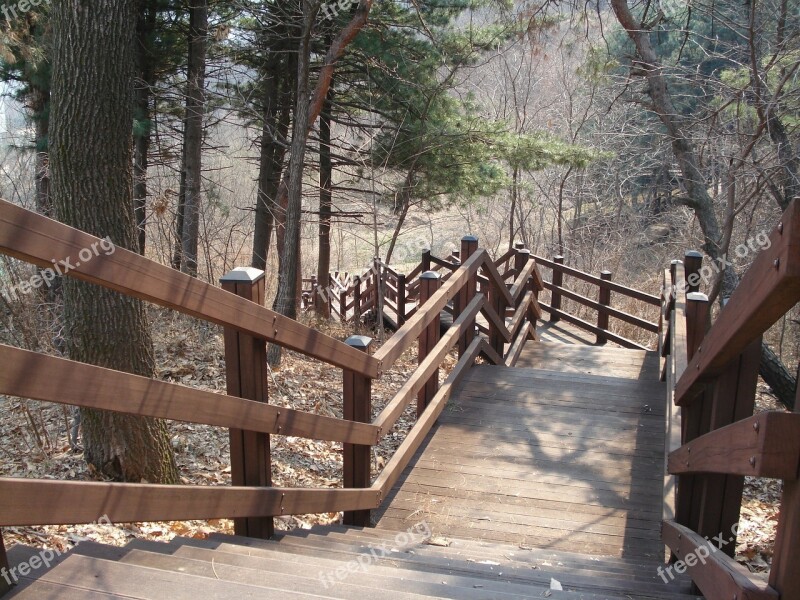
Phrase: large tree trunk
[
  {"left": 179, "top": 0, "right": 207, "bottom": 277},
  {"left": 50, "top": 0, "right": 179, "bottom": 484},
  {"left": 133, "top": 0, "right": 157, "bottom": 255},
  {"left": 251, "top": 47, "right": 290, "bottom": 271}
]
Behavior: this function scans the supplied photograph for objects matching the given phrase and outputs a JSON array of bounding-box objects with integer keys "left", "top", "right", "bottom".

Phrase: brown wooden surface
[
  {"left": 669, "top": 412, "right": 800, "bottom": 479},
  {"left": 375, "top": 340, "right": 666, "bottom": 558},
  {"left": 417, "top": 273, "right": 441, "bottom": 417},
  {"left": 374, "top": 249, "right": 484, "bottom": 372},
  {"left": 675, "top": 199, "right": 800, "bottom": 405},
  {"left": 662, "top": 520, "right": 778, "bottom": 600},
  {"left": 0, "top": 199, "right": 379, "bottom": 377},
  {"left": 0, "top": 533, "right": 9, "bottom": 596},
  {"left": 539, "top": 303, "right": 651, "bottom": 350},
  {"left": 373, "top": 295, "right": 484, "bottom": 434},
  {"left": 343, "top": 338, "right": 374, "bottom": 527},
  {"left": 222, "top": 272, "right": 273, "bottom": 539},
  {"left": 0, "top": 344, "right": 378, "bottom": 446},
  {"left": 535, "top": 255, "right": 662, "bottom": 306},
  {"left": 0, "top": 479, "right": 379, "bottom": 526}
]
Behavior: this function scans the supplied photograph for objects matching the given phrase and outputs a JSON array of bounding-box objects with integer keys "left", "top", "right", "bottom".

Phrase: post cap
[
  {"left": 515, "top": 242, "right": 525, "bottom": 249},
  {"left": 517, "top": 249, "right": 531, "bottom": 256},
  {"left": 670, "top": 259, "right": 683, "bottom": 265},
  {"left": 345, "top": 335, "right": 373, "bottom": 350},
  {"left": 600, "top": 270, "right": 613, "bottom": 278},
  {"left": 685, "top": 250, "right": 704, "bottom": 259},
  {"left": 220, "top": 267, "right": 265, "bottom": 283},
  {"left": 461, "top": 235, "right": 478, "bottom": 243},
  {"left": 686, "top": 292, "right": 709, "bottom": 302},
  {"left": 553, "top": 255, "right": 565, "bottom": 261},
  {"left": 420, "top": 271, "right": 440, "bottom": 280}
]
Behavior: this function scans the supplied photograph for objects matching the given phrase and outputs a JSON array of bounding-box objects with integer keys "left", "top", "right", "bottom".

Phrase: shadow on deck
[{"left": 375, "top": 322, "right": 666, "bottom": 562}]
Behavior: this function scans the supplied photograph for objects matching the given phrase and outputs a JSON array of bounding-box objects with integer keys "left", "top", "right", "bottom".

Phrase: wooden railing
[
  {"left": 0, "top": 200, "right": 543, "bottom": 595},
  {"left": 532, "top": 250, "right": 661, "bottom": 350},
  {"left": 660, "top": 199, "right": 800, "bottom": 599}
]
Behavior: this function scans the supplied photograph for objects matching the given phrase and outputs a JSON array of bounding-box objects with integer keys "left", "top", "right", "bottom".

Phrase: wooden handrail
[
  {"left": 0, "top": 344, "right": 379, "bottom": 446},
  {"left": 0, "top": 479, "right": 378, "bottom": 526},
  {"left": 675, "top": 199, "right": 800, "bottom": 406},
  {"left": 374, "top": 250, "right": 486, "bottom": 372},
  {"left": 668, "top": 412, "right": 800, "bottom": 479},
  {"left": 538, "top": 302, "right": 650, "bottom": 350},
  {"left": 0, "top": 200, "right": 379, "bottom": 378},
  {"left": 373, "top": 293, "right": 485, "bottom": 434},
  {"left": 534, "top": 255, "right": 661, "bottom": 306},
  {"left": 374, "top": 336, "right": 485, "bottom": 497}
]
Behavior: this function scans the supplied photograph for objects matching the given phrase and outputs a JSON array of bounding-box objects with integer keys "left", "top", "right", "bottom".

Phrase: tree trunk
[
  {"left": 760, "top": 344, "right": 797, "bottom": 410},
  {"left": 180, "top": 0, "right": 207, "bottom": 277},
  {"left": 269, "top": 2, "right": 314, "bottom": 366},
  {"left": 316, "top": 84, "right": 334, "bottom": 315},
  {"left": 50, "top": 0, "right": 179, "bottom": 484},
  {"left": 133, "top": 0, "right": 157, "bottom": 255}
]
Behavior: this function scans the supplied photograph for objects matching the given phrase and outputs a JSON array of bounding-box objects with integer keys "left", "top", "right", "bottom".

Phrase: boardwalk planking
[{"left": 375, "top": 339, "right": 666, "bottom": 559}]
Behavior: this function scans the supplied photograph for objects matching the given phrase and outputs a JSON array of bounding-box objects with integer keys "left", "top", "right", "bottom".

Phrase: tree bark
[
  {"left": 316, "top": 83, "right": 334, "bottom": 315},
  {"left": 50, "top": 0, "right": 179, "bottom": 484},
  {"left": 134, "top": 0, "right": 157, "bottom": 255},
  {"left": 179, "top": 0, "right": 207, "bottom": 277}
]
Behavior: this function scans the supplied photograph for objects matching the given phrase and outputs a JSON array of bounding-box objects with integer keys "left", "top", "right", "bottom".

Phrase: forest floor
[{"left": 0, "top": 308, "right": 785, "bottom": 576}]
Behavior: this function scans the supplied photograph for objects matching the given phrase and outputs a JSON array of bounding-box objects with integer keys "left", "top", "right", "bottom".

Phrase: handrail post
[
  {"left": 397, "top": 273, "right": 407, "bottom": 326},
  {"left": 514, "top": 247, "right": 531, "bottom": 302},
  {"left": 339, "top": 289, "right": 348, "bottom": 323},
  {"left": 769, "top": 384, "right": 800, "bottom": 597},
  {"left": 418, "top": 271, "right": 441, "bottom": 417},
  {"left": 352, "top": 275, "right": 362, "bottom": 322},
  {"left": 550, "top": 255, "right": 564, "bottom": 322},
  {"left": 220, "top": 267, "right": 273, "bottom": 539},
  {"left": 459, "top": 236, "right": 479, "bottom": 356},
  {"left": 685, "top": 292, "right": 709, "bottom": 361},
  {"left": 683, "top": 250, "right": 703, "bottom": 294},
  {"left": 596, "top": 270, "right": 612, "bottom": 345},
  {"left": 421, "top": 249, "right": 431, "bottom": 272},
  {"left": 343, "top": 335, "right": 374, "bottom": 527},
  {"left": 489, "top": 277, "right": 507, "bottom": 358}
]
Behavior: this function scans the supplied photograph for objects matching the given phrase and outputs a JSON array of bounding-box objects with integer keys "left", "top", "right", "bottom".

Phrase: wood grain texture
[
  {"left": 662, "top": 520, "right": 778, "bottom": 600},
  {"left": 0, "top": 199, "right": 379, "bottom": 377},
  {"left": 375, "top": 341, "right": 667, "bottom": 559},
  {"left": 669, "top": 412, "right": 800, "bottom": 478},
  {"left": 0, "top": 479, "right": 379, "bottom": 526},
  {"left": 0, "top": 344, "right": 378, "bottom": 446}
]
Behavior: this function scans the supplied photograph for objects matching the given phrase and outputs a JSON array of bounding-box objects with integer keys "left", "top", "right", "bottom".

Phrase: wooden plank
[
  {"left": 769, "top": 383, "right": 800, "bottom": 598},
  {"left": 662, "top": 520, "right": 778, "bottom": 600},
  {"left": 509, "top": 257, "right": 538, "bottom": 301},
  {"left": 343, "top": 337, "right": 374, "bottom": 527},
  {"left": 0, "top": 478, "right": 379, "bottom": 526},
  {"left": 374, "top": 337, "right": 482, "bottom": 497},
  {"left": 0, "top": 344, "right": 378, "bottom": 446},
  {"left": 534, "top": 255, "right": 661, "bottom": 306},
  {"left": 0, "top": 200, "right": 379, "bottom": 378},
  {"left": 479, "top": 253, "right": 514, "bottom": 306},
  {"left": 671, "top": 262, "right": 689, "bottom": 382},
  {"left": 374, "top": 249, "right": 484, "bottom": 372},
  {"left": 374, "top": 294, "right": 484, "bottom": 433},
  {"left": 537, "top": 304, "right": 650, "bottom": 350},
  {"left": 504, "top": 321, "right": 531, "bottom": 367},
  {"left": 676, "top": 200, "right": 800, "bottom": 405},
  {"left": 668, "top": 412, "right": 800, "bottom": 479},
  {"left": 479, "top": 301, "right": 512, "bottom": 342}
]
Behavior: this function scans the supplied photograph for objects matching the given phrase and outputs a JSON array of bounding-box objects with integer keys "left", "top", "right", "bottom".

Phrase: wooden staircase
[{"left": 6, "top": 524, "right": 701, "bottom": 599}]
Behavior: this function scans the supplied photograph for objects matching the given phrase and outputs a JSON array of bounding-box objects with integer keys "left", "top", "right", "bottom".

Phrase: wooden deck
[{"left": 375, "top": 337, "right": 666, "bottom": 560}]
